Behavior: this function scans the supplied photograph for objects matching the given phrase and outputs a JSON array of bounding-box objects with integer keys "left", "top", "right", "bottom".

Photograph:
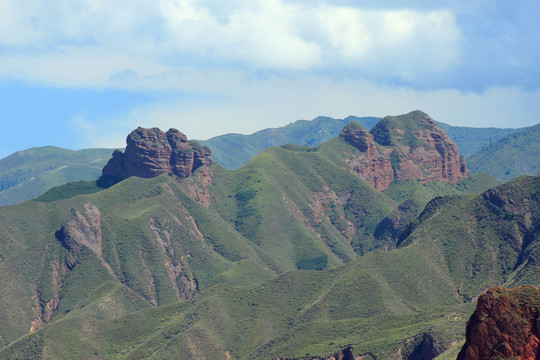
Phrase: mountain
[
  {"left": 197, "top": 115, "right": 380, "bottom": 169},
  {"left": 457, "top": 286, "right": 540, "bottom": 360},
  {"left": 341, "top": 111, "right": 468, "bottom": 190},
  {"left": 1, "top": 172, "right": 536, "bottom": 359},
  {"left": 435, "top": 122, "right": 516, "bottom": 158},
  {"left": 0, "top": 114, "right": 517, "bottom": 206},
  {"left": 0, "top": 147, "right": 115, "bottom": 206},
  {"left": 467, "top": 123, "right": 540, "bottom": 182},
  {"left": 0, "top": 112, "right": 530, "bottom": 359},
  {"left": 199, "top": 115, "right": 517, "bottom": 170}
]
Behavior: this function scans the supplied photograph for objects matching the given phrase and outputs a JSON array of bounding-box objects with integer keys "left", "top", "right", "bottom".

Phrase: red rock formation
[
  {"left": 457, "top": 286, "right": 540, "bottom": 360},
  {"left": 340, "top": 111, "right": 468, "bottom": 191},
  {"left": 102, "top": 127, "right": 212, "bottom": 182},
  {"left": 339, "top": 123, "right": 395, "bottom": 191}
]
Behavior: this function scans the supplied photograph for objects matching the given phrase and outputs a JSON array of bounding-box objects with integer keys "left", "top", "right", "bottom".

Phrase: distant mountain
[
  {"left": 435, "top": 122, "right": 516, "bottom": 157},
  {"left": 197, "top": 116, "right": 380, "bottom": 169},
  {"left": 0, "top": 112, "right": 522, "bottom": 359},
  {"left": 0, "top": 146, "right": 115, "bottom": 206},
  {"left": 0, "top": 114, "right": 519, "bottom": 206},
  {"left": 466, "top": 123, "right": 540, "bottom": 182},
  {"left": 198, "top": 115, "right": 517, "bottom": 170}
]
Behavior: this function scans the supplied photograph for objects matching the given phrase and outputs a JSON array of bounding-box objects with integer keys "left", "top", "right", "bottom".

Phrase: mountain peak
[
  {"left": 340, "top": 111, "right": 468, "bottom": 190},
  {"left": 102, "top": 127, "right": 212, "bottom": 183}
]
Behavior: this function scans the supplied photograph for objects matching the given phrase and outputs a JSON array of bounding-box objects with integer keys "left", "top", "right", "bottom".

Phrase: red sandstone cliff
[
  {"left": 339, "top": 110, "right": 468, "bottom": 191},
  {"left": 102, "top": 127, "right": 212, "bottom": 182},
  {"left": 457, "top": 286, "right": 540, "bottom": 360}
]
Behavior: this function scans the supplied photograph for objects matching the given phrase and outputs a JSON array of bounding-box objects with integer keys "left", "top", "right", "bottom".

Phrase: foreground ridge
[{"left": 457, "top": 286, "right": 540, "bottom": 360}]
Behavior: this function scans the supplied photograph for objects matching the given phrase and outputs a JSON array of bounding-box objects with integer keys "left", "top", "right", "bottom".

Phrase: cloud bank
[{"left": 1, "top": 0, "right": 539, "bottom": 155}]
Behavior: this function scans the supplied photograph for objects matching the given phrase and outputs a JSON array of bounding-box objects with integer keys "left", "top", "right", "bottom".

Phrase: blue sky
[{"left": 1, "top": 0, "right": 540, "bottom": 158}]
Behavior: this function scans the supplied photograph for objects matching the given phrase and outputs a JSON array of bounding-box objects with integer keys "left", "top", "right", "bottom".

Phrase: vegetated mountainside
[
  {"left": 0, "top": 146, "right": 115, "bottom": 206},
  {"left": 397, "top": 175, "right": 540, "bottom": 298},
  {"left": 457, "top": 286, "right": 540, "bottom": 360},
  {"left": 2, "top": 175, "right": 537, "bottom": 360},
  {"left": 467, "top": 123, "right": 540, "bottom": 182},
  {"left": 0, "top": 112, "right": 521, "bottom": 359},
  {"left": 0, "top": 114, "right": 513, "bottom": 206},
  {"left": 198, "top": 115, "right": 380, "bottom": 169},
  {"left": 436, "top": 122, "right": 516, "bottom": 158}
]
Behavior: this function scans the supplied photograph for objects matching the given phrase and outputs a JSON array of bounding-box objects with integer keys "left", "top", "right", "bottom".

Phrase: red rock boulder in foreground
[{"left": 457, "top": 286, "right": 540, "bottom": 360}]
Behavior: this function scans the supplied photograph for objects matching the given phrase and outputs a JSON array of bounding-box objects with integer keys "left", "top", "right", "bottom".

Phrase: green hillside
[
  {"left": 0, "top": 146, "right": 115, "bottom": 206},
  {"left": 200, "top": 115, "right": 517, "bottom": 169},
  {"left": 467, "top": 123, "right": 540, "bottom": 182},
  {"left": 0, "top": 129, "right": 526, "bottom": 358},
  {"left": 1, "top": 173, "right": 537, "bottom": 359}
]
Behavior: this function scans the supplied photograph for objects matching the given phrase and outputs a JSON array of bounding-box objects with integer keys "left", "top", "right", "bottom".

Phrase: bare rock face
[
  {"left": 340, "top": 123, "right": 395, "bottom": 191},
  {"left": 457, "top": 286, "right": 540, "bottom": 360},
  {"left": 102, "top": 127, "right": 212, "bottom": 182},
  {"left": 340, "top": 110, "right": 468, "bottom": 191},
  {"left": 57, "top": 202, "right": 103, "bottom": 268}
]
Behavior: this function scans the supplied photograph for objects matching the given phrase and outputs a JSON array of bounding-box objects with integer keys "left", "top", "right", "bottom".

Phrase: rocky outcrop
[
  {"left": 102, "top": 127, "right": 212, "bottom": 183},
  {"left": 457, "top": 286, "right": 540, "bottom": 360},
  {"left": 57, "top": 202, "right": 103, "bottom": 268},
  {"left": 341, "top": 122, "right": 395, "bottom": 191},
  {"left": 340, "top": 110, "right": 468, "bottom": 191},
  {"left": 392, "top": 332, "right": 441, "bottom": 360}
]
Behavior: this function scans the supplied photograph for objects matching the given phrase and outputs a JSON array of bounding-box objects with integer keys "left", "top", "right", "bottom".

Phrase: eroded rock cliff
[
  {"left": 102, "top": 127, "right": 212, "bottom": 182},
  {"left": 457, "top": 286, "right": 540, "bottom": 360},
  {"left": 339, "top": 110, "right": 468, "bottom": 190}
]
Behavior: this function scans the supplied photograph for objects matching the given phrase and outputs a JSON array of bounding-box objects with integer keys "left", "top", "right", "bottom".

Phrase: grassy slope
[
  {"left": 0, "top": 174, "right": 276, "bottom": 347},
  {"left": 0, "top": 251, "right": 477, "bottom": 360},
  {"left": 398, "top": 176, "right": 540, "bottom": 297},
  {"left": 0, "top": 146, "right": 116, "bottom": 206},
  {"left": 467, "top": 123, "right": 540, "bottom": 182}
]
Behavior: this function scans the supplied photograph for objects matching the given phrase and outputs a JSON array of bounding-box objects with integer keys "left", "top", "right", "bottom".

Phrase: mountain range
[
  {"left": 0, "top": 110, "right": 538, "bottom": 359},
  {"left": 1, "top": 112, "right": 533, "bottom": 206},
  {"left": 467, "top": 123, "right": 540, "bottom": 182}
]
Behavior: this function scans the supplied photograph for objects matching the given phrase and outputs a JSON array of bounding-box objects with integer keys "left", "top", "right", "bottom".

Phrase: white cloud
[
  {"left": 2, "top": 0, "right": 538, "bottom": 156},
  {"left": 68, "top": 73, "right": 540, "bottom": 152},
  {"left": 0, "top": 0, "right": 462, "bottom": 87}
]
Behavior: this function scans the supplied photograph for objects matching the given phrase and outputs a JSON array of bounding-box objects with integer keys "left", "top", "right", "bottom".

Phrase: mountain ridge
[
  {"left": 467, "top": 123, "right": 540, "bottom": 182},
  {"left": 0, "top": 113, "right": 527, "bottom": 206}
]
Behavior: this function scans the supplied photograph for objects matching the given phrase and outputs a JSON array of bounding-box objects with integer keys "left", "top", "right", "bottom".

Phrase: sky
[{"left": 1, "top": 0, "right": 540, "bottom": 158}]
